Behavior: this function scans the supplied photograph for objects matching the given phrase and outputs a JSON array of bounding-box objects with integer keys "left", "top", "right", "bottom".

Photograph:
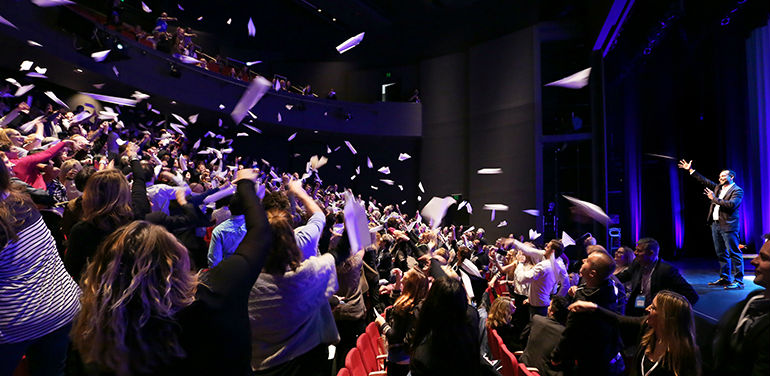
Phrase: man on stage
[{"left": 679, "top": 160, "right": 744, "bottom": 289}]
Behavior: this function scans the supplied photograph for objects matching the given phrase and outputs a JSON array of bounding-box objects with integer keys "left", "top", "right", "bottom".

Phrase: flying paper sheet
[
  {"left": 141, "top": 1, "right": 151, "bottom": 13},
  {"left": 378, "top": 166, "right": 390, "bottom": 175},
  {"left": 243, "top": 124, "right": 262, "bottom": 133},
  {"left": 397, "top": 185, "right": 403, "bottom": 191},
  {"left": 112, "top": 66, "right": 119, "bottom": 77},
  {"left": 336, "top": 32, "right": 365, "bottom": 54},
  {"left": 20, "top": 61, "right": 33, "bottom": 71},
  {"left": 14, "top": 84, "right": 34, "bottom": 97},
  {"left": 31, "top": 0, "right": 74, "bottom": 7},
  {"left": 0, "top": 14, "right": 19, "bottom": 29},
  {"left": 561, "top": 231, "right": 576, "bottom": 247},
  {"left": 355, "top": 166, "right": 360, "bottom": 174},
  {"left": 344, "top": 191, "right": 373, "bottom": 252},
  {"left": 483, "top": 204, "right": 509, "bottom": 211},
  {"left": 92, "top": 83, "right": 105, "bottom": 89},
  {"left": 366, "top": 157, "right": 373, "bottom": 168},
  {"left": 174, "top": 54, "right": 201, "bottom": 64},
  {"left": 131, "top": 91, "right": 150, "bottom": 101},
  {"left": 247, "top": 18, "right": 256, "bottom": 37},
  {"left": 246, "top": 60, "right": 262, "bottom": 66},
  {"left": 344, "top": 141, "right": 357, "bottom": 155},
  {"left": 71, "top": 111, "right": 92, "bottom": 123},
  {"left": 490, "top": 210, "right": 495, "bottom": 221},
  {"left": 523, "top": 209, "right": 540, "bottom": 216},
  {"left": 380, "top": 179, "right": 394, "bottom": 185},
  {"left": 35, "top": 66, "right": 46, "bottom": 74},
  {"left": 227, "top": 18, "right": 232, "bottom": 25},
  {"left": 91, "top": 49, "right": 111, "bottom": 62},
  {"left": 545, "top": 67, "right": 591, "bottom": 89},
  {"left": 287, "top": 132, "right": 297, "bottom": 141},
  {"left": 172, "top": 113, "right": 189, "bottom": 126},
  {"left": 236, "top": 132, "right": 249, "bottom": 137},
  {"left": 309, "top": 155, "right": 328, "bottom": 170},
  {"left": 6, "top": 78, "right": 20, "bottom": 87},
  {"left": 28, "top": 40, "right": 43, "bottom": 47},
  {"left": 420, "top": 196, "right": 456, "bottom": 229},
  {"left": 529, "top": 229, "right": 542, "bottom": 241},
  {"left": 44, "top": 91, "right": 69, "bottom": 109},
  {"left": 80, "top": 92, "right": 137, "bottom": 107},
  {"left": 497, "top": 220, "right": 507, "bottom": 228},
  {"left": 477, "top": 168, "right": 503, "bottom": 175},
  {"left": 25, "top": 72, "right": 47, "bottom": 79},
  {"left": 230, "top": 76, "right": 271, "bottom": 124},
  {"left": 418, "top": 182, "right": 424, "bottom": 193},
  {"left": 562, "top": 194, "right": 610, "bottom": 226},
  {"left": 370, "top": 186, "right": 378, "bottom": 190},
  {"left": 19, "top": 116, "right": 44, "bottom": 134},
  {"left": 466, "top": 202, "right": 473, "bottom": 214},
  {"left": 192, "top": 139, "right": 201, "bottom": 150},
  {"left": 398, "top": 153, "right": 411, "bottom": 161}
]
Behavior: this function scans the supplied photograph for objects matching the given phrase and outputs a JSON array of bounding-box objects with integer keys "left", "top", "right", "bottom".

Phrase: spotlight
[{"left": 116, "top": 43, "right": 124, "bottom": 50}]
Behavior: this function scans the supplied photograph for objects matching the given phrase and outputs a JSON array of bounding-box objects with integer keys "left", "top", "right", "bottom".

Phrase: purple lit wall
[
  {"left": 669, "top": 164, "right": 684, "bottom": 249},
  {"left": 624, "top": 104, "right": 641, "bottom": 245},
  {"left": 746, "top": 20, "right": 770, "bottom": 247}
]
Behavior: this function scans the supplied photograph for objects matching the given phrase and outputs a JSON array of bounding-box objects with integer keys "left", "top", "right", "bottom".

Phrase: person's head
[
  {"left": 719, "top": 169, "right": 735, "bottom": 186},
  {"left": 486, "top": 296, "right": 515, "bottom": 329},
  {"left": 264, "top": 208, "right": 302, "bottom": 274},
  {"left": 583, "top": 236, "right": 597, "bottom": 247},
  {"left": 0, "top": 128, "right": 24, "bottom": 148},
  {"left": 635, "top": 238, "right": 660, "bottom": 266},
  {"left": 457, "top": 246, "right": 472, "bottom": 261},
  {"left": 579, "top": 251, "right": 616, "bottom": 286},
  {"left": 74, "top": 166, "right": 96, "bottom": 192},
  {"left": 0, "top": 158, "right": 32, "bottom": 248},
  {"left": 641, "top": 291, "right": 698, "bottom": 375},
  {"left": 545, "top": 239, "right": 564, "bottom": 258},
  {"left": 73, "top": 222, "right": 196, "bottom": 376},
  {"left": 81, "top": 169, "right": 133, "bottom": 231},
  {"left": 228, "top": 193, "right": 245, "bottom": 216},
  {"left": 412, "top": 276, "right": 478, "bottom": 373},
  {"left": 751, "top": 239, "right": 770, "bottom": 289},
  {"left": 586, "top": 244, "right": 608, "bottom": 256},
  {"left": 548, "top": 295, "right": 570, "bottom": 325},
  {"left": 614, "top": 246, "right": 635, "bottom": 268},
  {"left": 60, "top": 159, "right": 82, "bottom": 181},
  {"left": 394, "top": 268, "right": 429, "bottom": 313},
  {"left": 262, "top": 191, "right": 290, "bottom": 212}
]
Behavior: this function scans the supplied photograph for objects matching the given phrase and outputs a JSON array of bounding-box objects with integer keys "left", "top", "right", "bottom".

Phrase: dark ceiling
[{"left": 75, "top": 0, "right": 607, "bottom": 67}]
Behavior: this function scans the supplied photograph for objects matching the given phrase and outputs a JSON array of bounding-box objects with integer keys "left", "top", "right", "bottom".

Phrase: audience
[
  {"left": 616, "top": 238, "right": 699, "bottom": 316},
  {"left": 519, "top": 295, "right": 570, "bottom": 376}
]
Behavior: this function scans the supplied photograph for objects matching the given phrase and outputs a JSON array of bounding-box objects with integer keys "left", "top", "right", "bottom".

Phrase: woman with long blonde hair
[
  {"left": 375, "top": 268, "right": 429, "bottom": 376},
  {"left": 570, "top": 290, "right": 700, "bottom": 376},
  {"left": 72, "top": 169, "right": 270, "bottom": 375}
]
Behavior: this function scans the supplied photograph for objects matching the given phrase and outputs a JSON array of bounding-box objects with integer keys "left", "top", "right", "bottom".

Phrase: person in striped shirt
[{"left": 0, "top": 154, "right": 81, "bottom": 375}]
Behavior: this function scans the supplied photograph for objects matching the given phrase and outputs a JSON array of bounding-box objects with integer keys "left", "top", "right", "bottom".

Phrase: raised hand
[{"left": 678, "top": 159, "right": 693, "bottom": 170}]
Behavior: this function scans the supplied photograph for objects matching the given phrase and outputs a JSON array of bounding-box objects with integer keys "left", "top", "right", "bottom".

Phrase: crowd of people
[{"left": 0, "top": 85, "right": 768, "bottom": 376}]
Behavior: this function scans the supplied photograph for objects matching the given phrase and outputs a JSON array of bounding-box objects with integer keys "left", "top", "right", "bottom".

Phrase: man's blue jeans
[{"left": 711, "top": 222, "right": 743, "bottom": 282}]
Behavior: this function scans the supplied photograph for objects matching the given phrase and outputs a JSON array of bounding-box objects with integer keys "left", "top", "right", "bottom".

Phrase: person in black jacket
[
  {"left": 679, "top": 160, "right": 744, "bottom": 289},
  {"left": 616, "top": 238, "right": 699, "bottom": 316},
  {"left": 709, "top": 238, "right": 769, "bottom": 376}
]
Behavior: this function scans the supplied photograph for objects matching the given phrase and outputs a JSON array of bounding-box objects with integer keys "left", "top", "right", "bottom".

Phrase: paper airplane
[
  {"left": 545, "top": 67, "right": 591, "bottom": 89},
  {"left": 27, "top": 40, "right": 43, "bottom": 47},
  {"left": 80, "top": 92, "right": 137, "bottom": 107},
  {"left": 0, "top": 14, "right": 18, "bottom": 29},
  {"left": 344, "top": 191, "right": 373, "bottom": 252},
  {"left": 477, "top": 168, "right": 503, "bottom": 175},
  {"left": 231, "top": 76, "right": 271, "bottom": 124},
  {"left": 20, "top": 60, "right": 33, "bottom": 71},
  {"left": 26, "top": 72, "right": 47, "bottom": 78},
  {"left": 336, "top": 32, "right": 365, "bottom": 54},
  {"left": 14, "top": 84, "right": 34, "bottom": 97},
  {"left": 44, "top": 91, "right": 69, "bottom": 109},
  {"left": 91, "top": 49, "right": 111, "bottom": 62},
  {"left": 344, "top": 141, "right": 357, "bottom": 155},
  {"left": 483, "top": 204, "right": 509, "bottom": 211},
  {"left": 247, "top": 17, "right": 255, "bottom": 37},
  {"left": 380, "top": 179, "right": 394, "bottom": 185},
  {"left": 287, "top": 132, "right": 297, "bottom": 141},
  {"left": 497, "top": 221, "right": 507, "bottom": 228},
  {"left": 31, "top": 0, "right": 74, "bottom": 7},
  {"left": 529, "top": 229, "right": 542, "bottom": 241},
  {"left": 563, "top": 194, "right": 610, "bottom": 225},
  {"left": 398, "top": 153, "right": 411, "bottom": 161},
  {"left": 378, "top": 166, "right": 390, "bottom": 175},
  {"left": 188, "top": 114, "right": 198, "bottom": 124},
  {"left": 141, "top": 1, "right": 151, "bottom": 13},
  {"left": 561, "top": 231, "right": 576, "bottom": 247},
  {"left": 418, "top": 182, "right": 424, "bottom": 193},
  {"left": 420, "top": 196, "right": 456, "bottom": 229},
  {"left": 523, "top": 209, "right": 540, "bottom": 216}
]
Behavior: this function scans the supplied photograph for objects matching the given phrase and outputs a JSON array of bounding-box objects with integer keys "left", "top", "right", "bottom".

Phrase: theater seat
[
  {"left": 357, "top": 333, "right": 386, "bottom": 374},
  {"left": 345, "top": 347, "right": 386, "bottom": 376},
  {"left": 337, "top": 368, "right": 351, "bottom": 376},
  {"left": 488, "top": 328, "right": 502, "bottom": 360},
  {"left": 499, "top": 339, "right": 519, "bottom": 376}
]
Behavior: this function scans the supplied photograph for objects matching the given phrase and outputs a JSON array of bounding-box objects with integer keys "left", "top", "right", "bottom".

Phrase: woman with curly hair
[
  {"left": 0, "top": 155, "right": 80, "bottom": 375},
  {"left": 569, "top": 290, "right": 700, "bottom": 376},
  {"left": 375, "top": 267, "right": 429, "bottom": 376},
  {"left": 485, "top": 296, "right": 523, "bottom": 351},
  {"left": 71, "top": 168, "right": 270, "bottom": 376}
]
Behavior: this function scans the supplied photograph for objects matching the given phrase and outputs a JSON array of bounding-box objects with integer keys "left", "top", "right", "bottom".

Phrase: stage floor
[{"left": 670, "top": 257, "right": 760, "bottom": 322}]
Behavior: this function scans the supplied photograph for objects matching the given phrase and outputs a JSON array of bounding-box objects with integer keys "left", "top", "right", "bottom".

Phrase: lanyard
[{"left": 641, "top": 353, "right": 661, "bottom": 376}]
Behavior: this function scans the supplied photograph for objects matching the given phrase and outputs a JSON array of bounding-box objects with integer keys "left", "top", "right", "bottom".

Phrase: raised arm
[{"left": 204, "top": 169, "right": 271, "bottom": 293}]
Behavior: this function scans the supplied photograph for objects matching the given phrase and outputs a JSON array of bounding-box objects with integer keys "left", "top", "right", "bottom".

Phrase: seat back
[
  {"left": 344, "top": 348, "right": 368, "bottom": 376},
  {"left": 357, "top": 333, "right": 379, "bottom": 373},
  {"left": 336, "top": 368, "right": 351, "bottom": 376},
  {"left": 488, "top": 328, "right": 502, "bottom": 360},
  {"left": 499, "top": 340, "right": 519, "bottom": 376},
  {"left": 366, "top": 321, "right": 385, "bottom": 355}
]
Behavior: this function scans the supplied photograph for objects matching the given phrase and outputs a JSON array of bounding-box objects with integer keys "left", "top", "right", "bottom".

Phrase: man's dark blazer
[
  {"left": 710, "top": 289, "right": 769, "bottom": 376},
  {"left": 520, "top": 315, "right": 565, "bottom": 376},
  {"left": 690, "top": 171, "right": 743, "bottom": 232},
  {"left": 616, "top": 259, "right": 699, "bottom": 315}
]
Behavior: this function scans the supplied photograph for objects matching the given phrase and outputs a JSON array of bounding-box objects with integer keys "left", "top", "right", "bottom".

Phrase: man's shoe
[
  {"left": 708, "top": 278, "right": 730, "bottom": 286},
  {"left": 725, "top": 282, "right": 744, "bottom": 290}
]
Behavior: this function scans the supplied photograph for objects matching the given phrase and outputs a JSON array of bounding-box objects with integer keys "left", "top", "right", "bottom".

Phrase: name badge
[{"left": 635, "top": 295, "right": 646, "bottom": 308}]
